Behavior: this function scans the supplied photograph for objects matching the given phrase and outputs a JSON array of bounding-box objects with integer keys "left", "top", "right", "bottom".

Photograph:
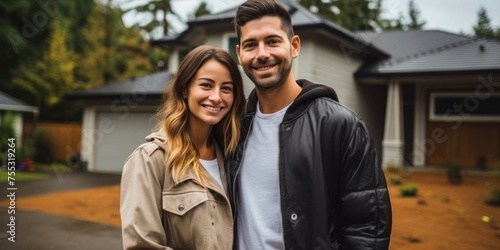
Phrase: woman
[{"left": 120, "top": 45, "right": 246, "bottom": 249}]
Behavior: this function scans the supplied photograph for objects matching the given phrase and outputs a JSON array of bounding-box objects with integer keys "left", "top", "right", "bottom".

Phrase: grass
[
  {"left": 0, "top": 162, "right": 72, "bottom": 183},
  {"left": 0, "top": 171, "right": 48, "bottom": 182},
  {"left": 33, "top": 162, "right": 73, "bottom": 172}
]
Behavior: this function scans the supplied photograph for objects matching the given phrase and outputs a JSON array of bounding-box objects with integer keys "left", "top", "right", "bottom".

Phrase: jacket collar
[{"left": 246, "top": 79, "right": 339, "bottom": 122}]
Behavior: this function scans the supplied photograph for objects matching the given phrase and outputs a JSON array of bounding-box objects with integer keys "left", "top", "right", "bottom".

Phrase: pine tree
[
  {"left": 125, "top": 0, "right": 178, "bottom": 39},
  {"left": 297, "top": 0, "right": 384, "bottom": 31},
  {"left": 473, "top": 7, "right": 497, "bottom": 40},
  {"left": 407, "top": 0, "right": 425, "bottom": 30},
  {"left": 192, "top": 1, "right": 211, "bottom": 19}
]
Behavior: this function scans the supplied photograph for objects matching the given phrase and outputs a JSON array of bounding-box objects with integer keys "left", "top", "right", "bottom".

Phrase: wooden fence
[{"left": 23, "top": 122, "right": 82, "bottom": 162}]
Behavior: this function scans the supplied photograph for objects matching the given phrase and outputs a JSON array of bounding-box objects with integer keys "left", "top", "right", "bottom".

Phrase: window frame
[{"left": 429, "top": 92, "right": 500, "bottom": 122}]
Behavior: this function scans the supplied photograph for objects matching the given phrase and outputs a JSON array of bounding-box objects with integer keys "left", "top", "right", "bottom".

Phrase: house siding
[
  {"left": 412, "top": 78, "right": 500, "bottom": 168},
  {"left": 297, "top": 34, "right": 386, "bottom": 156}
]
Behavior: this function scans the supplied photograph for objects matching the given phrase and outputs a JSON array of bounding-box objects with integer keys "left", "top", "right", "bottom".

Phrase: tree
[
  {"left": 1, "top": 0, "right": 166, "bottom": 122},
  {"left": 407, "top": 0, "right": 425, "bottom": 30},
  {"left": 473, "top": 7, "right": 499, "bottom": 41},
  {"left": 191, "top": 1, "right": 211, "bottom": 19},
  {"left": 0, "top": 0, "right": 94, "bottom": 103},
  {"left": 76, "top": 2, "right": 168, "bottom": 86},
  {"left": 297, "top": 0, "right": 384, "bottom": 31},
  {"left": 0, "top": 0, "right": 53, "bottom": 93},
  {"left": 124, "top": 0, "right": 178, "bottom": 39},
  {"left": 378, "top": 12, "right": 405, "bottom": 31},
  {"left": 12, "top": 17, "right": 76, "bottom": 107}
]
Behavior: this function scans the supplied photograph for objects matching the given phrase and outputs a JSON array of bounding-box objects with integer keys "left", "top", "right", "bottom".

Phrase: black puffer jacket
[{"left": 227, "top": 79, "right": 392, "bottom": 249}]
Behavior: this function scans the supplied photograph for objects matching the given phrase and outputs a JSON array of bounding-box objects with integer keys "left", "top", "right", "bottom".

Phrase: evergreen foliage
[{"left": 473, "top": 7, "right": 500, "bottom": 41}]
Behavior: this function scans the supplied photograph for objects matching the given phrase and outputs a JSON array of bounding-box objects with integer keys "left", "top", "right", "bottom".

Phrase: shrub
[
  {"left": 399, "top": 184, "right": 419, "bottom": 197},
  {"left": 0, "top": 112, "right": 16, "bottom": 168},
  {"left": 390, "top": 175, "right": 403, "bottom": 185},
  {"left": 384, "top": 164, "right": 399, "bottom": 172},
  {"left": 31, "top": 128, "right": 55, "bottom": 164},
  {"left": 447, "top": 160, "right": 463, "bottom": 185},
  {"left": 0, "top": 112, "right": 16, "bottom": 151},
  {"left": 484, "top": 188, "right": 500, "bottom": 206}
]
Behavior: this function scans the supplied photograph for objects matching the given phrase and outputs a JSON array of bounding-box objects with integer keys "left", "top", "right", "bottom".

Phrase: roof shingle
[{"left": 356, "top": 30, "right": 500, "bottom": 77}]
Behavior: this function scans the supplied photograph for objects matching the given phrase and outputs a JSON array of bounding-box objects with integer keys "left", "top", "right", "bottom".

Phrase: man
[{"left": 226, "top": 0, "right": 392, "bottom": 249}]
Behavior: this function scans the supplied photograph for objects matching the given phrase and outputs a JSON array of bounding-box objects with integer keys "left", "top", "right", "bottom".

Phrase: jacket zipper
[{"left": 278, "top": 123, "right": 287, "bottom": 250}]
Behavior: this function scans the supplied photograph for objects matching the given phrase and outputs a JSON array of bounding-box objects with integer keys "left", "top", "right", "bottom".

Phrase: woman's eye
[{"left": 222, "top": 86, "right": 233, "bottom": 92}]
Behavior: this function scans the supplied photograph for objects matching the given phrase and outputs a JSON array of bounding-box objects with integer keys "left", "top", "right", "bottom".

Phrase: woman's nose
[{"left": 208, "top": 90, "right": 222, "bottom": 103}]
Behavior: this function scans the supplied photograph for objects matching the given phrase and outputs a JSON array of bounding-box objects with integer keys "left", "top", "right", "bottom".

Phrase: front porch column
[
  {"left": 80, "top": 108, "right": 96, "bottom": 171},
  {"left": 382, "top": 80, "right": 404, "bottom": 168}
]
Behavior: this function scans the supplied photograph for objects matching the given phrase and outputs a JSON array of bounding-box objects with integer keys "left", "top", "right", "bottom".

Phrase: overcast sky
[{"left": 121, "top": 0, "right": 500, "bottom": 36}]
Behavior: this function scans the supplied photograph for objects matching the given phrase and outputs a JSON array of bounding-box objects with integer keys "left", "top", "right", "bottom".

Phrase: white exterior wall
[
  {"left": 297, "top": 35, "right": 365, "bottom": 111},
  {"left": 297, "top": 34, "right": 386, "bottom": 155},
  {"left": 80, "top": 105, "right": 157, "bottom": 172},
  {"left": 81, "top": 107, "right": 96, "bottom": 171},
  {"left": 13, "top": 114, "right": 23, "bottom": 148}
]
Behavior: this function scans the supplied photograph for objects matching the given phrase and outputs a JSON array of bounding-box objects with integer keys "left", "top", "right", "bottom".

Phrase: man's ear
[
  {"left": 236, "top": 44, "right": 242, "bottom": 64},
  {"left": 291, "top": 35, "right": 300, "bottom": 59}
]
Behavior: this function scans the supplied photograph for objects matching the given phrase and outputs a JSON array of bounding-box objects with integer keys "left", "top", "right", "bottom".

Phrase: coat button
[
  {"left": 178, "top": 204, "right": 185, "bottom": 211},
  {"left": 291, "top": 213, "right": 298, "bottom": 221},
  {"left": 285, "top": 126, "right": 291, "bottom": 132}
]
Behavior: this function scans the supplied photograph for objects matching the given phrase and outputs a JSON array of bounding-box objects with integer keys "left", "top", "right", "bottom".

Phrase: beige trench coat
[{"left": 120, "top": 131, "right": 233, "bottom": 249}]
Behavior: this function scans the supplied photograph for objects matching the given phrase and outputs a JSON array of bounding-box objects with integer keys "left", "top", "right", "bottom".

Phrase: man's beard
[{"left": 245, "top": 59, "right": 292, "bottom": 91}]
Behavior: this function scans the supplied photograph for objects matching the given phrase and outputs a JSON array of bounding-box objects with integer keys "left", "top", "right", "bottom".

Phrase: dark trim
[
  {"left": 66, "top": 94, "right": 164, "bottom": 100},
  {"left": 355, "top": 69, "right": 500, "bottom": 79}
]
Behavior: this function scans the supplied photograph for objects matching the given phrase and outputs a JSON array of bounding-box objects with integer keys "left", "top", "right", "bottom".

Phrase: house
[
  {"left": 355, "top": 30, "right": 500, "bottom": 169},
  {"left": 152, "top": 0, "right": 390, "bottom": 165},
  {"left": 70, "top": 71, "right": 172, "bottom": 172},
  {"left": 73, "top": 0, "right": 500, "bottom": 173},
  {"left": 0, "top": 91, "right": 39, "bottom": 147}
]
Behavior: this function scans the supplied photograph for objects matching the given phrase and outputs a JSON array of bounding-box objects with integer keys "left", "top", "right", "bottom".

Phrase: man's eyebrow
[{"left": 241, "top": 34, "right": 284, "bottom": 45}]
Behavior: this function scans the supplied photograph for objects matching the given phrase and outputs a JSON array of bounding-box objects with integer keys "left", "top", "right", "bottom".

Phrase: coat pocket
[{"left": 162, "top": 189, "right": 208, "bottom": 216}]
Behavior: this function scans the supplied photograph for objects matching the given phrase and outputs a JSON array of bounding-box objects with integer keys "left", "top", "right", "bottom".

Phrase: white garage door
[{"left": 94, "top": 111, "right": 157, "bottom": 172}]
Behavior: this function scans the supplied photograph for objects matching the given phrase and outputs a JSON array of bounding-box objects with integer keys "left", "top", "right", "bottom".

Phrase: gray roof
[
  {"left": 70, "top": 71, "right": 173, "bottom": 99},
  {"left": 356, "top": 30, "right": 500, "bottom": 77},
  {"left": 0, "top": 91, "right": 38, "bottom": 113},
  {"left": 152, "top": 0, "right": 387, "bottom": 58}
]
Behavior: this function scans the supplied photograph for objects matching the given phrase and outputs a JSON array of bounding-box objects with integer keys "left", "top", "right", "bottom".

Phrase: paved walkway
[{"left": 0, "top": 171, "right": 123, "bottom": 250}]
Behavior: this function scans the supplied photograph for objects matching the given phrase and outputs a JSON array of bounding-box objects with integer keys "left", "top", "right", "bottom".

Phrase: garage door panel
[{"left": 94, "top": 111, "right": 157, "bottom": 172}]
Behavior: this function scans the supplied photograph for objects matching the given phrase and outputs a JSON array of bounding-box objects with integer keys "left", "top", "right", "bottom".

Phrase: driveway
[{"left": 0, "top": 171, "right": 123, "bottom": 250}]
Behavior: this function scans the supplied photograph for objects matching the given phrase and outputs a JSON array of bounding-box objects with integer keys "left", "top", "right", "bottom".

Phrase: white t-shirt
[
  {"left": 237, "top": 103, "right": 290, "bottom": 250},
  {"left": 199, "top": 158, "right": 223, "bottom": 190}
]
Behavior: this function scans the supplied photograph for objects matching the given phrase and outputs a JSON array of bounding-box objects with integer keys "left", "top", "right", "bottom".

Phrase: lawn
[
  {"left": 0, "top": 162, "right": 71, "bottom": 182},
  {"left": 0, "top": 170, "right": 48, "bottom": 182}
]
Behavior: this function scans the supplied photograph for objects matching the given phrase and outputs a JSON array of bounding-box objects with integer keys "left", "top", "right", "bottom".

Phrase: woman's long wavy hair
[{"left": 155, "top": 45, "right": 246, "bottom": 184}]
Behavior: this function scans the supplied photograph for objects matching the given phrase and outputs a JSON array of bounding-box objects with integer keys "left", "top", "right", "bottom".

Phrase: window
[
  {"left": 429, "top": 92, "right": 500, "bottom": 121},
  {"left": 178, "top": 49, "right": 190, "bottom": 65},
  {"left": 228, "top": 36, "right": 239, "bottom": 62}
]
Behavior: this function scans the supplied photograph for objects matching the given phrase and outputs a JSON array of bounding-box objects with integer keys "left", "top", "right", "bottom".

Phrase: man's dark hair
[{"left": 233, "top": 0, "right": 294, "bottom": 44}]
